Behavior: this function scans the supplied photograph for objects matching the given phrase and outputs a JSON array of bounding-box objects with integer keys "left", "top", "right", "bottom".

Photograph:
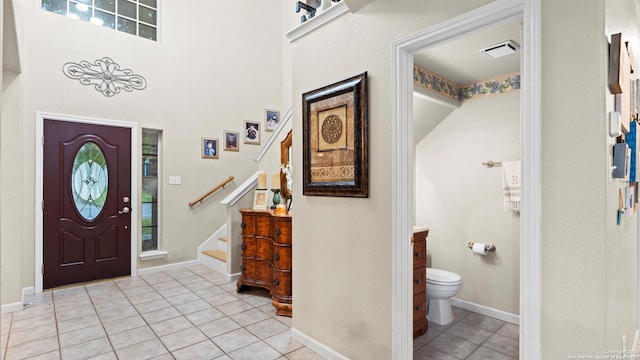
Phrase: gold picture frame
[
  {"left": 201, "top": 137, "right": 219, "bottom": 159},
  {"left": 224, "top": 130, "right": 239, "bottom": 152},
  {"left": 253, "top": 189, "right": 269, "bottom": 210},
  {"left": 302, "top": 72, "right": 368, "bottom": 197},
  {"left": 265, "top": 109, "right": 280, "bottom": 132},
  {"left": 244, "top": 121, "right": 261, "bottom": 145}
]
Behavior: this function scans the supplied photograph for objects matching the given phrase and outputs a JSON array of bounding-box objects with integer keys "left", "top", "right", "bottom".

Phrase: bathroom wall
[{"left": 415, "top": 91, "right": 520, "bottom": 315}]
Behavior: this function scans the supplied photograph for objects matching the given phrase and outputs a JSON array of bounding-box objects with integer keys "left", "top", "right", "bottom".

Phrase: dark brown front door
[{"left": 43, "top": 119, "right": 131, "bottom": 289}]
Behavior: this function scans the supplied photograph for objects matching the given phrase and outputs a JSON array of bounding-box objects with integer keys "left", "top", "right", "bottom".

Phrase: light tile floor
[
  {"left": 414, "top": 306, "right": 520, "bottom": 359},
  {"left": 1, "top": 265, "right": 326, "bottom": 360},
  {"left": 1, "top": 265, "right": 519, "bottom": 360}
]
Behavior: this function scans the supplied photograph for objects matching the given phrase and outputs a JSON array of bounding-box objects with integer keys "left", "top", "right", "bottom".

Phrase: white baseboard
[
  {"left": 291, "top": 327, "right": 349, "bottom": 360},
  {"left": 451, "top": 298, "right": 520, "bottom": 325},
  {"left": 227, "top": 272, "right": 240, "bottom": 282},
  {"left": 137, "top": 260, "right": 199, "bottom": 276},
  {"left": 1, "top": 287, "right": 37, "bottom": 314},
  {"left": 1, "top": 301, "right": 23, "bottom": 314}
]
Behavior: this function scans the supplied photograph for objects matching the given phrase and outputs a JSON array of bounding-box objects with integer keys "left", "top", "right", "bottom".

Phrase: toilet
[{"left": 426, "top": 268, "right": 462, "bottom": 325}]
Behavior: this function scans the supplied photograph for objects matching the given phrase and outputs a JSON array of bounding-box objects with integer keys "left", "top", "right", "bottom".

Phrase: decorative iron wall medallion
[{"left": 63, "top": 57, "right": 147, "bottom": 97}]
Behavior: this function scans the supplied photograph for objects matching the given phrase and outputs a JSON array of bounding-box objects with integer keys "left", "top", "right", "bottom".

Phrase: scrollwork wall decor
[{"left": 63, "top": 57, "right": 147, "bottom": 97}]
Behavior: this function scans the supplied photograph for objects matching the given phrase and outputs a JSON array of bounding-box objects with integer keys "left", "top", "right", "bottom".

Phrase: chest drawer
[
  {"left": 413, "top": 240, "right": 426, "bottom": 268},
  {"left": 413, "top": 292, "right": 427, "bottom": 321},
  {"left": 413, "top": 267, "right": 426, "bottom": 295}
]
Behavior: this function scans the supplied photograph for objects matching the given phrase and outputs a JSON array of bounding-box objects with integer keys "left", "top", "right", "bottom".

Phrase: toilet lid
[{"left": 427, "top": 268, "right": 462, "bottom": 284}]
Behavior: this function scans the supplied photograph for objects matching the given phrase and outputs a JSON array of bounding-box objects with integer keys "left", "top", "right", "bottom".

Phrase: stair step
[
  {"left": 202, "top": 250, "right": 227, "bottom": 262},
  {"left": 218, "top": 236, "right": 228, "bottom": 242}
]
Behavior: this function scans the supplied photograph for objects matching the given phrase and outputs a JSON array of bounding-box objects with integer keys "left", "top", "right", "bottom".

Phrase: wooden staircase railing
[{"left": 188, "top": 176, "right": 234, "bottom": 206}]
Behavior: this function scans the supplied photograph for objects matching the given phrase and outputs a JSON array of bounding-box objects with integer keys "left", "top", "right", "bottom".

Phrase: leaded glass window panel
[
  {"left": 42, "top": 0, "right": 67, "bottom": 14},
  {"left": 139, "top": 23, "right": 156, "bottom": 41},
  {"left": 117, "top": 0, "right": 136, "bottom": 18},
  {"left": 138, "top": 5, "right": 156, "bottom": 25},
  {"left": 117, "top": 17, "right": 136, "bottom": 35},
  {"left": 95, "top": 0, "right": 115, "bottom": 12},
  {"left": 142, "top": 129, "right": 160, "bottom": 252},
  {"left": 71, "top": 142, "right": 108, "bottom": 221}
]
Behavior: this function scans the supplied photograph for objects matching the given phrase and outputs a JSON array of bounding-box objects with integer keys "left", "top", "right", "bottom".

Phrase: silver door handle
[{"left": 118, "top": 207, "right": 130, "bottom": 214}]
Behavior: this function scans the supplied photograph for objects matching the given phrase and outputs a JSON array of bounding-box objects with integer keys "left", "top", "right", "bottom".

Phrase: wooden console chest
[
  {"left": 413, "top": 227, "right": 429, "bottom": 337},
  {"left": 237, "top": 209, "right": 292, "bottom": 317}
]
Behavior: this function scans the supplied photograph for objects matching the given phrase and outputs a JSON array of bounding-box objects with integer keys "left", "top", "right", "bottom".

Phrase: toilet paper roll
[{"left": 472, "top": 243, "right": 488, "bottom": 255}]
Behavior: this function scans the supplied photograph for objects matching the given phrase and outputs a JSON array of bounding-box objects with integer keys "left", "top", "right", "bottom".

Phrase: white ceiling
[
  {"left": 413, "top": 20, "right": 522, "bottom": 85},
  {"left": 413, "top": 19, "right": 522, "bottom": 143}
]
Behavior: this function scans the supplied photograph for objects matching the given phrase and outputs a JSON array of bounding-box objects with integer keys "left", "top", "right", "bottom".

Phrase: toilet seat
[{"left": 427, "top": 268, "right": 462, "bottom": 285}]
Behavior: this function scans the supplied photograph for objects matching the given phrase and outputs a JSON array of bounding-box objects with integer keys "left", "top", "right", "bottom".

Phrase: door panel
[{"left": 43, "top": 119, "right": 131, "bottom": 289}]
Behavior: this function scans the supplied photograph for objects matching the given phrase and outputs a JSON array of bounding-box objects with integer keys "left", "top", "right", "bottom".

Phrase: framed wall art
[
  {"left": 253, "top": 189, "right": 269, "bottom": 210},
  {"left": 201, "top": 137, "right": 219, "bottom": 159},
  {"left": 302, "top": 72, "right": 368, "bottom": 197},
  {"left": 224, "top": 130, "right": 239, "bottom": 151},
  {"left": 244, "top": 120, "right": 261, "bottom": 145},
  {"left": 265, "top": 109, "right": 280, "bottom": 132}
]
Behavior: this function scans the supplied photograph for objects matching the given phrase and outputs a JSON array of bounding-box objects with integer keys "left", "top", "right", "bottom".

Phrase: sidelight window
[{"left": 141, "top": 129, "right": 160, "bottom": 252}]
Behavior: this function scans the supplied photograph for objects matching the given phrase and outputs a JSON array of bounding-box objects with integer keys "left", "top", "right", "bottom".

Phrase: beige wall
[
  {"left": 541, "top": 0, "right": 639, "bottom": 356},
  {"left": 415, "top": 91, "right": 520, "bottom": 315},
  {"left": 1, "top": 0, "right": 283, "bottom": 303},
  {"left": 289, "top": 1, "right": 494, "bottom": 358}
]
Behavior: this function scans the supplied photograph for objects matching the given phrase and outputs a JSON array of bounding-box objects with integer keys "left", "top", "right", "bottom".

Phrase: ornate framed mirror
[{"left": 280, "top": 130, "right": 293, "bottom": 201}]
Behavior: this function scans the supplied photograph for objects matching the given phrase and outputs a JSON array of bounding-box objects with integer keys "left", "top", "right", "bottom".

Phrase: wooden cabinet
[
  {"left": 237, "top": 209, "right": 292, "bottom": 317},
  {"left": 413, "top": 227, "right": 429, "bottom": 337}
]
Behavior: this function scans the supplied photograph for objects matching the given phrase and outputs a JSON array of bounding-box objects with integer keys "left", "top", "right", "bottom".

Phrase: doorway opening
[
  {"left": 412, "top": 18, "right": 521, "bottom": 359},
  {"left": 391, "top": 1, "right": 541, "bottom": 359}
]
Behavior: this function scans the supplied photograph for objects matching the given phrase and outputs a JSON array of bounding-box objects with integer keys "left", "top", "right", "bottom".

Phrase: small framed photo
[
  {"left": 224, "top": 131, "right": 239, "bottom": 152},
  {"left": 201, "top": 138, "right": 219, "bottom": 159},
  {"left": 244, "top": 121, "right": 261, "bottom": 145},
  {"left": 265, "top": 109, "right": 280, "bottom": 132},
  {"left": 253, "top": 189, "right": 269, "bottom": 210}
]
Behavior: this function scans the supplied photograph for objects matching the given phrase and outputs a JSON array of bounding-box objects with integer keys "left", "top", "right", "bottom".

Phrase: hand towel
[{"left": 502, "top": 161, "right": 521, "bottom": 212}]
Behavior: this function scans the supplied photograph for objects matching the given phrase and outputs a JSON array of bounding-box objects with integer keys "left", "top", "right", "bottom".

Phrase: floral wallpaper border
[{"left": 413, "top": 64, "right": 520, "bottom": 103}]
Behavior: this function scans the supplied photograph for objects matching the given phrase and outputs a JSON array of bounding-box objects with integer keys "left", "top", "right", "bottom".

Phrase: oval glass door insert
[{"left": 72, "top": 142, "right": 108, "bottom": 221}]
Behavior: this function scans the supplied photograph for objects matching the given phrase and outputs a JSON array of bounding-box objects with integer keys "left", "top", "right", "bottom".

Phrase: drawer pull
[
  {"left": 240, "top": 265, "right": 245, "bottom": 271},
  {"left": 415, "top": 252, "right": 421, "bottom": 258},
  {"left": 274, "top": 253, "right": 280, "bottom": 261},
  {"left": 273, "top": 279, "right": 280, "bottom": 286},
  {"left": 415, "top": 306, "right": 421, "bottom": 311},
  {"left": 241, "top": 222, "right": 246, "bottom": 228},
  {"left": 274, "top": 228, "right": 281, "bottom": 236},
  {"left": 241, "top": 243, "right": 246, "bottom": 250},
  {"left": 415, "top": 279, "right": 421, "bottom": 284}
]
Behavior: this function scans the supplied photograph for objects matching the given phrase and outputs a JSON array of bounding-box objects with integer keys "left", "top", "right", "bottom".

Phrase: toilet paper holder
[{"left": 467, "top": 242, "right": 496, "bottom": 252}]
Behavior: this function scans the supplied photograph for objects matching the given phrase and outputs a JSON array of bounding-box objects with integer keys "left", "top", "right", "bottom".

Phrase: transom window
[{"left": 41, "top": 0, "right": 158, "bottom": 41}]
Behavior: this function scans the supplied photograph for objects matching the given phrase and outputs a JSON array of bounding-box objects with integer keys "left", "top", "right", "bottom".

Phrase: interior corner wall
[
  {"left": 415, "top": 91, "right": 520, "bottom": 316},
  {"left": 288, "top": 1, "right": 494, "bottom": 358},
  {"left": 1, "top": 69, "right": 23, "bottom": 306},
  {"left": 5, "top": 0, "right": 283, "bottom": 299},
  {"left": 540, "top": 0, "right": 639, "bottom": 356}
]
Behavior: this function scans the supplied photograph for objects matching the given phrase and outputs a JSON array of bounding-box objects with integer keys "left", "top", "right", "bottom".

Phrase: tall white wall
[
  {"left": 541, "top": 0, "right": 638, "bottom": 356},
  {"left": 415, "top": 91, "right": 520, "bottom": 315},
  {"left": 288, "top": 1, "right": 494, "bottom": 358},
  {"left": 1, "top": 0, "right": 283, "bottom": 303}
]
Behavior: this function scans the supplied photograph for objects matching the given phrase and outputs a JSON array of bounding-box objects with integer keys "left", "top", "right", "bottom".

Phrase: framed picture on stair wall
[
  {"left": 244, "top": 121, "right": 261, "bottom": 145},
  {"left": 302, "top": 71, "right": 369, "bottom": 197},
  {"left": 265, "top": 109, "right": 280, "bottom": 132}
]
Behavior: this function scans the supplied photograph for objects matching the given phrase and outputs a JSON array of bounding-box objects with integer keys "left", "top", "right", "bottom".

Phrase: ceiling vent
[{"left": 481, "top": 40, "right": 520, "bottom": 59}]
